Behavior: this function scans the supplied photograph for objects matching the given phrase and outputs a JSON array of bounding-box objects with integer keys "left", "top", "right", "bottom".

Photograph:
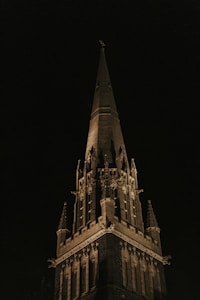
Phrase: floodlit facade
[{"left": 51, "top": 43, "right": 170, "bottom": 300}]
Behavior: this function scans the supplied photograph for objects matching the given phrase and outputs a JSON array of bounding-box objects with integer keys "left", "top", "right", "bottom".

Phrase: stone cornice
[{"left": 54, "top": 226, "right": 166, "bottom": 267}]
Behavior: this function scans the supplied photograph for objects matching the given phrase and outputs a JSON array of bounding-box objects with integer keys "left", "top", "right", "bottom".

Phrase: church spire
[
  {"left": 85, "top": 41, "right": 128, "bottom": 169},
  {"left": 52, "top": 43, "right": 168, "bottom": 300},
  {"left": 90, "top": 40, "right": 118, "bottom": 118}
]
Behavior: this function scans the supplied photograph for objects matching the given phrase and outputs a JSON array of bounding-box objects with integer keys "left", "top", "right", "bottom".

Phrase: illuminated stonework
[{"left": 52, "top": 44, "right": 169, "bottom": 300}]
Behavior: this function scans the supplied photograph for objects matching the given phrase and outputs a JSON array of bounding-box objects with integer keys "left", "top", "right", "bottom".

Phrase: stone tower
[{"left": 51, "top": 43, "right": 170, "bottom": 300}]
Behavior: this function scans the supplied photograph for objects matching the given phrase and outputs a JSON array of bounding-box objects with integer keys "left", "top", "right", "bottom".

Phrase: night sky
[{"left": 1, "top": 1, "right": 200, "bottom": 299}]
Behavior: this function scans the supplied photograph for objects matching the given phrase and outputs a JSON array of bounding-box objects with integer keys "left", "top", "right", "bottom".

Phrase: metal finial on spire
[{"left": 99, "top": 40, "right": 106, "bottom": 48}]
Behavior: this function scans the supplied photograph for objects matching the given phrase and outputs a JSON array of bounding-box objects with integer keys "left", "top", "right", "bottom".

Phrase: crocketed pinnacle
[
  {"left": 146, "top": 200, "right": 159, "bottom": 228},
  {"left": 58, "top": 202, "right": 67, "bottom": 230}
]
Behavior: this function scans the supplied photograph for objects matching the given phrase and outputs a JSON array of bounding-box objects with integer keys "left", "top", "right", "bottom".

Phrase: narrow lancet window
[
  {"left": 89, "top": 259, "right": 96, "bottom": 289},
  {"left": 80, "top": 264, "right": 86, "bottom": 294},
  {"left": 71, "top": 271, "right": 77, "bottom": 299}
]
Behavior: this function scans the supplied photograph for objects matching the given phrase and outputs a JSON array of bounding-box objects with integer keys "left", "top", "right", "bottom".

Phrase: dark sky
[{"left": 1, "top": 1, "right": 200, "bottom": 299}]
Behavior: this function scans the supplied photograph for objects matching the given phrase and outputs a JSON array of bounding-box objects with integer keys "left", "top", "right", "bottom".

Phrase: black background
[{"left": 1, "top": 1, "right": 200, "bottom": 299}]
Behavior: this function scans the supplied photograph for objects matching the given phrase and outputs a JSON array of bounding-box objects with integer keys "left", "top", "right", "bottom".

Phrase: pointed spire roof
[
  {"left": 91, "top": 41, "right": 118, "bottom": 118},
  {"left": 146, "top": 200, "right": 159, "bottom": 228},
  {"left": 58, "top": 202, "right": 68, "bottom": 231},
  {"left": 85, "top": 41, "right": 128, "bottom": 167}
]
